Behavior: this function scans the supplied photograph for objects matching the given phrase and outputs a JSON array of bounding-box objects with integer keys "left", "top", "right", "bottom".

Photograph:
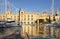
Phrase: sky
[{"left": 0, "top": 0, "right": 60, "bottom": 14}]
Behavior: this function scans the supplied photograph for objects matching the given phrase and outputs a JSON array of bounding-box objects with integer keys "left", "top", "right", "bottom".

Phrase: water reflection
[{"left": 0, "top": 21, "right": 60, "bottom": 39}]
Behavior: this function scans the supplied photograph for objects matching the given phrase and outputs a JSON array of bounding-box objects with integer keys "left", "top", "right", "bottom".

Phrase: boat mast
[
  {"left": 52, "top": 0, "right": 54, "bottom": 14},
  {"left": 5, "top": 0, "right": 7, "bottom": 12}
]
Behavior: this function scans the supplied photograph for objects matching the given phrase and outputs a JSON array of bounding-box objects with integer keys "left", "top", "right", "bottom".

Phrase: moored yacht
[{"left": 0, "top": 20, "right": 21, "bottom": 39}]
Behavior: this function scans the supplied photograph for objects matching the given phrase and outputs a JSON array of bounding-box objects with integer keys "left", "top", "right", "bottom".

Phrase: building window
[
  {"left": 56, "top": 14, "right": 58, "bottom": 16},
  {"left": 18, "top": 16, "right": 19, "bottom": 18},
  {"left": 28, "top": 22, "right": 29, "bottom": 24},
  {"left": 28, "top": 15, "right": 29, "bottom": 17},
  {"left": 14, "top": 16, "right": 16, "bottom": 20},
  {"left": 18, "top": 16, "right": 19, "bottom": 20},
  {"left": 11, "top": 16, "right": 12, "bottom": 20},
  {"left": 31, "top": 22, "right": 33, "bottom": 24},
  {"left": 24, "top": 22, "right": 26, "bottom": 24},
  {"left": 24, "top": 15, "right": 26, "bottom": 17},
  {"left": 28, "top": 18, "right": 30, "bottom": 20},
  {"left": 14, "top": 16, "right": 16, "bottom": 18},
  {"left": 21, "top": 12, "right": 23, "bottom": 13},
  {"left": 31, "top": 15, "right": 33, "bottom": 17},
  {"left": 11, "top": 16, "right": 12, "bottom": 18},
  {"left": 21, "top": 12, "right": 23, "bottom": 15},
  {"left": 31, "top": 18, "right": 33, "bottom": 20},
  {"left": 3, "top": 16, "right": 5, "bottom": 20},
  {"left": 24, "top": 17, "right": 26, "bottom": 20},
  {"left": 3, "top": 16, "right": 5, "bottom": 17}
]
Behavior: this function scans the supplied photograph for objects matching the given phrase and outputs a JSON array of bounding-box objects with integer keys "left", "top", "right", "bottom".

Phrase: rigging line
[
  {"left": 5, "top": 0, "right": 7, "bottom": 12},
  {"left": 7, "top": 1, "right": 19, "bottom": 11},
  {"left": 5, "top": 0, "right": 19, "bottom": 13}
]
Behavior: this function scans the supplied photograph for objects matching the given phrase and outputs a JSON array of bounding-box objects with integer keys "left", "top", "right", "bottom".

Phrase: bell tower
[
  {"left": 49, "top": 9, "right": 53, "bottom": 21},
  {"left": 50, "top": 9, "right": 53, "bottom": 17},
  {"left": 36, "top": 10, "right": 40, "bottom": 15},
  {"left": 6, "top": 10, "right": 11, "bottom": 14},
  {"left": 55, "top": 10, "right": 59, "bottom": 16},
  {"left": 5, "top": 10, "right": 12, "bottom": 21},
  {"left": 43, "top": 10, "right": 47, "bottom": 17},
  {"left": 19, "top": 9, "right": 24, "bottom": 15}
]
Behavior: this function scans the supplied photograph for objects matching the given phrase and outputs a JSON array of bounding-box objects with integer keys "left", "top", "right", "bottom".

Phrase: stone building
[{"left": 0, "top": 9, "right": 60, "bottom": 24}]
